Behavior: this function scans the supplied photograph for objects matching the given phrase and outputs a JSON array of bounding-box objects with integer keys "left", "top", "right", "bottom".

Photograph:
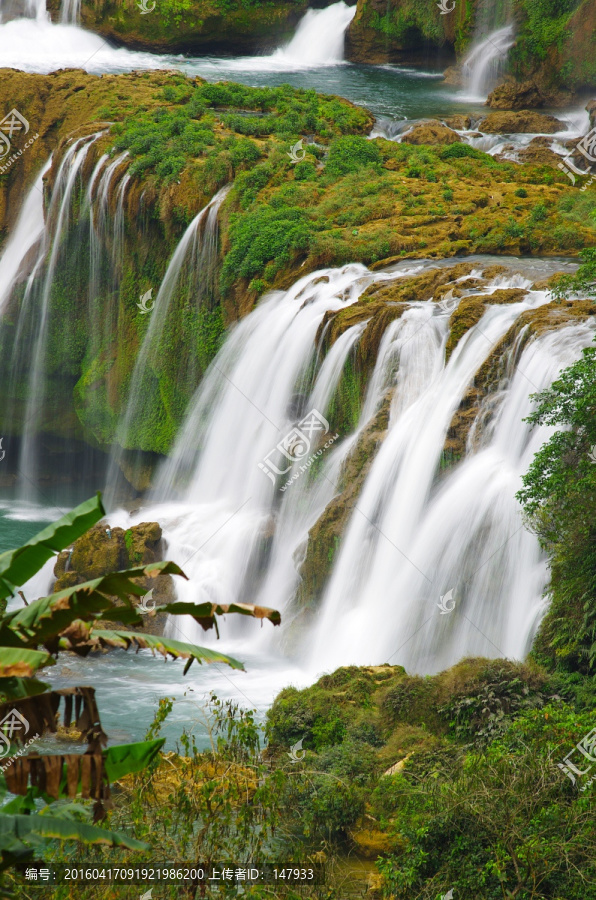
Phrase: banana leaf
[
  {"left": 83, "top": 629, "right": 244, "bottom": 672},
  {"left": 145, "top": 600, "right": 282, "bottom": 632},
  {"left": 104, "top": 738, "right": 165, "bottom": 781},
  {"left": 0, "top": 814, "right": 148, "bottom": 850},
  {"left": 0, "top": 649, "right": 54, "bottom": 677},
  {"left": 0, "top": 678, "right": 49, "bottom": 703},
  {"left": 0, "top": 561, "right": 186, "bottom": 649},
  {"left": 0, "top": 495, "right": 105, "bottom": 601}
]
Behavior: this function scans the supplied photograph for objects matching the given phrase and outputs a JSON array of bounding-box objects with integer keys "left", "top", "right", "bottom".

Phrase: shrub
[{"left": 326, "top": 135, "right": 382, "bottom": 177}]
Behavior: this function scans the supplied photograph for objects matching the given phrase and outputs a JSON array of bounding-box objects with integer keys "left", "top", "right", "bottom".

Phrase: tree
[{"left": 517, "top": 250, "right": 596, "bottom": 673}]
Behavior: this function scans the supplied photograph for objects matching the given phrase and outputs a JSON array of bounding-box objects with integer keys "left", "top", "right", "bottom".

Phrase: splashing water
[
  {"left": 101, "top": 259, "right": 593, "bottom": 677},
  {"left": 461, "top": 24, "right": 515, "bottom": 100}
]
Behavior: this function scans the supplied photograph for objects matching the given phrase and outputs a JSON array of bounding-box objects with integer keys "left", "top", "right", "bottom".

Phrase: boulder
[
  {"left": 486, "top": 81, "right": 545, "bottom": 110},
  {"left": 517, "top": 136, "right": 564, "bottom": 168},
  {"left": 587, "top": 99, "right": 596, "bottom": 130},
  {"left": 402, "top": 120, "right": 462, "bottom": 145},
  {"left": 478, "top": 110, "right": 564, "bottom": 134},
  {"left": 441, "top": 115, "right": 472, "bottom": 131},
  {"left": 53, "top": 521, "right": 175, "bottom": 635}
]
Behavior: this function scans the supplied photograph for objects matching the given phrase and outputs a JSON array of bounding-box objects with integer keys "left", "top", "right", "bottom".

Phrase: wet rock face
[
  {"left": 516, "top": 137, "right": 564, "bottom": 169},
  {"left": 344, "top": 0, "right": 457, "bottom": 66},
  {"left": 62, "top": 0, "right": 311, "bottom": 55},
  {"left": 53, "top": 521, "right": 175, "bottom": 634},
  {"left": 486, "top": 81, "right": 547, "bottom": 110},
  {"left": 478, "top": 110, "right": 565, "bottom": 134}
]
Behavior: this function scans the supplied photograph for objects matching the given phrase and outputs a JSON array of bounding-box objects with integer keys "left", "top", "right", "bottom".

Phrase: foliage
[
  {"left": 376, "top": 705, "right": 596, "bottom": 899},
  {"left": 512, "top": 0, "right": 581, "bottom": 74},
  {"left": 0, "top": 497, "right": 279, "bottom": 887},
  {"left": 517, "top": 294, "right": 596, "bottom": 672},
  {"left": 437, "top": 662, "right": 550, "bottom": 746}
]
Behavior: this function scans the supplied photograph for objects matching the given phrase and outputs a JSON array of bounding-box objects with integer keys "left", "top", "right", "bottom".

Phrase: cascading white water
[
  {"left": 113, "top": 265, "right": 374, "bottom": 647},
  {"left": 192, "top": 1, "right": 357, "bottom": 74},
  {"left": 461, "top": 24, "right": 515, "bottom": 100},
  {"left": 270, "top": 1, "right": 356, "bottom": 67},
  {"left": 14, "top": 134, "right": 103, "bottom": 495},
  {"left": 0, "top": 160, "right": 49, "bottom": 315},
  {"left": 86, "top": 152, "right": 129, "bottom": 355},
  {"left": 0, "top": 0, "right": 47, "bottom": 23},
  {"left": 60, "top": 0, "right": 81, "bottom": 24},
  {"left": 308, "top": 281, "right": 595, "bottom": 674},
  {"left": 106, "top": 261, "right": 594, "bottom": 677},
  {"left": 104, "top": 184, "right": 232, "bottom": 506}
]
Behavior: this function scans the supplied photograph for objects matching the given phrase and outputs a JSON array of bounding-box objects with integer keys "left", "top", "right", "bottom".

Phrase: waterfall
[
  {"left": 104, "top": 184, "right": 232, "bottom": 505},
  {"left": 0, "top": 0, "right": 47, "bottom": 22},
  {"left": 60, "top": 0, "right": 81, "bottom": 24},
  {"left": 307, "top": 286, "right": 594, "bottom": 674},
  {"left": 218, "top": 1, "right": 357, "bottom": 72},
  {"left": 0, "top": 161, "right": 49, "bottom": 315},
  {"left": 86, "top": 152, "right": 129, "bottom": 362},
  {"left": 126, "top": 264, "right": 374, "bottom": 643},
  {"left": 14, "top": 134, "right": 103, "bottom": 496},
  {"left": 461, "top": 24, "right": 515, "bottom": 99},
  {"left": 274, "top": 1, "right": 356, "bottom": 66},
  {"left": 109, "top": 260, "right": 595, "bottom": 672}
]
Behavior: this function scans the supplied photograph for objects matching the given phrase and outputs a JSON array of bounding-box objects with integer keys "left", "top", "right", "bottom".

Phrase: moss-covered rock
[
  {"left": 50, "top": 0, "right": 315, "bottom": 55},
  {"left": 401, "top": 121, "right": 462, "bottom": 146},
  {"left": 1, "top": 69, "right": 595, "bottom": 472},
  {"left": 53, "top": 520, "right": 175, "bottom": 634},
  {"left": 478, "top": 110, "right": 564, "bottom": 134},
  {"left": 265, "top": 657, "right": 554, "bottom": 855}
]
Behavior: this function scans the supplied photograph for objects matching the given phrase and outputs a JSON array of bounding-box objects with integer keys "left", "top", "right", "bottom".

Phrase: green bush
[{"left": 326, "top": 135, "right": 382, "bottom": 177}]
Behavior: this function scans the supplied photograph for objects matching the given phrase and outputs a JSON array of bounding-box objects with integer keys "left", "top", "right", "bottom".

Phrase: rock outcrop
[
  {"left": 486, "top": 80, "right": 547, "bottom": 110},
  {"left": 48, "top": 0, "right": 314, "bottom": 55},
  {"left": 401, "top": 120, "right": 462, "bottom": 145},
  {"left": 478, "top": 110, "right": 564, "bottom": 134},
  {"left": 53, "top": 521, "right": 175, "bottom": 635}
]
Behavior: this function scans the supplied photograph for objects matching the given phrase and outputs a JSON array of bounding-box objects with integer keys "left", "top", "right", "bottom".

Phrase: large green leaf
[
  {"left": 104, "top": 738, "right": 165, "bottom": 781},
  {"left": 0, "top": 814, "right": 148, "bottom": 850},
  {"left": 0, "top": 495, "right": 105, "bottom": 601},
  {"left": 151, "top": 600, "right": 282, "bottom": 631},
  {"left": 0, "top": 677, "right": 50, "bottom": 703},
  {"left": 89, "top": 628, "right": 244, "bottom": 672},
  {"left": 0, "top": 561, "right": 185, "bottom": 649},
  {"left": 0, "top": 648, "right": 54, "bottom": 677}
]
